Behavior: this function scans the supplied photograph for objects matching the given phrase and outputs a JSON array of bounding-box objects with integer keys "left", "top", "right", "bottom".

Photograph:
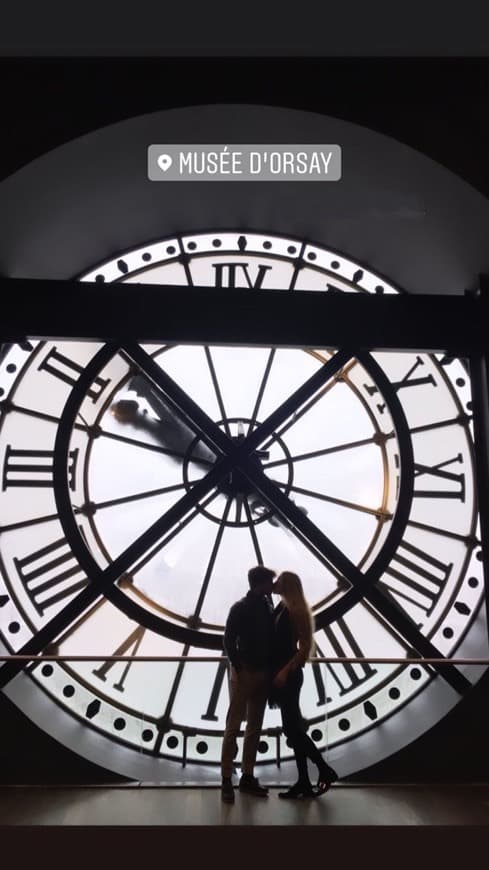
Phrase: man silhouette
[{"left": 221, "top": 565, "right": 276, "bottom": 803}]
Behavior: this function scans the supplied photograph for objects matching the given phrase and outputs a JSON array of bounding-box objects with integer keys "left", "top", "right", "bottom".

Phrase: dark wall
[{"left": 0, "top": 57, "right": 488, "bottom": 783}]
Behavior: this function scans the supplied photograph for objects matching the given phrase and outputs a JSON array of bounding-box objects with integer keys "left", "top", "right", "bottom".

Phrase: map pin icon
[{"left": 157, "top": 153, "right": 173, "bottom": 172}]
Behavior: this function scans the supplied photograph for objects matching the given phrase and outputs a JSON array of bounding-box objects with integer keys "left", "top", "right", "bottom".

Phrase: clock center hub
[
  {"left": 182, "top": 416, "right": 294, "bottom": 527},
  {"left": 220, "top": 438, "right": 268, "bottom": 497}
]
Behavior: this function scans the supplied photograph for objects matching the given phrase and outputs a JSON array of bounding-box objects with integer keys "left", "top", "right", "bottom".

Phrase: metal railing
[{"left": 1, "top": 655, "right": 489, "bottom": 664}]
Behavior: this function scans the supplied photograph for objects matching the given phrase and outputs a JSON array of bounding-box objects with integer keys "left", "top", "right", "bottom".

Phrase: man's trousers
[{"left": 221, "top": 666, "right": 269, "bottom": 779}]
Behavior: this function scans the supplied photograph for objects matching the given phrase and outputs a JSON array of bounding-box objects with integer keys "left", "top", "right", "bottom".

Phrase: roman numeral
[
  {"left": 92, "top": 625, "right": 146, "bottom": 692},
  {"left": 414, "top": 453, "right": 465, "bottom": 501},
  {"left": 364, "top": 355, "right": 437, "bottom": 413},
  {"left": 38, "top": 347, "right": 110, "bottom": 403},
  {"left": 201, "top": 660, "right": 228, "bottom": 721},
  {"left": 314, "top": 618, "right": 377, "bottom": 699},
  {"left": 2, "top": 445, "right": 78, "bottom": 490},
  {"left": 13, "top": 536, "right": 88, "bottom": 616},
  {"left": 380, "top": 539, "right": 453, "bottom": 619},
  {"left": 310, "top": 655, "right": 328, "bottom": 706},
  {"left": 212, "top": 262, "right": 272, "bottom": 289}
]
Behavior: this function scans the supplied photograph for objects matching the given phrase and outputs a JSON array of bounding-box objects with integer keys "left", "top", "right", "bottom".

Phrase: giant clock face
[{"left": 0, "top": 230, "right": 486, "bottom": 780}]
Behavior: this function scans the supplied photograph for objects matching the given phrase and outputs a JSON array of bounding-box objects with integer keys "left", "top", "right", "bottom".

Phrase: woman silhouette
[{"left": 271, "top": 571, "right": 338, "bottom": 799}]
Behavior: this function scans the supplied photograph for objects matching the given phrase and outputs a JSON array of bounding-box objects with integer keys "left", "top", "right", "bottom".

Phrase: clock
[{"left": 0, "top": 229, "right": 486, "bottom": 781}]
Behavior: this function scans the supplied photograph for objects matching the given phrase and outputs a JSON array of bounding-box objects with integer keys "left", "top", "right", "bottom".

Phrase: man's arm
[{"left": 223, "top": 602, "right": 242, "bottom": 670}]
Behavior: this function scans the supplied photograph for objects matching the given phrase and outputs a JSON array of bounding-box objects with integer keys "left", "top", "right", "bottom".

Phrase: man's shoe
[
  {"left": 238, "top": 774, "right": 269, "bottom": 796},
  {"left": 221, "top": 778, "right": 235, "bottom": 803}
]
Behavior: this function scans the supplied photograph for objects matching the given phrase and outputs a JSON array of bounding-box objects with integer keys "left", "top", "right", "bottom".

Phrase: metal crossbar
[{"left": 0, "top": 655, "right": 488, "bottom": 664}]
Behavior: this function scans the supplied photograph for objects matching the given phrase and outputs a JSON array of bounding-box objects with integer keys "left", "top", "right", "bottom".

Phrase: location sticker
[
  {"left": 157, "top": 153, "right": 173, "bottom": 172},
  {"left": 148, "top": 145, "right": 342, "bottom": 181}
]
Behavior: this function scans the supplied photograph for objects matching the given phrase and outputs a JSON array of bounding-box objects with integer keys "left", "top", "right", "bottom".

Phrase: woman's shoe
[
  {"left": 317, "top": 763, "right": 337, "bottom": 795},
  {"left": 278, "top": 782, "right": 318, "bottom": 799}
]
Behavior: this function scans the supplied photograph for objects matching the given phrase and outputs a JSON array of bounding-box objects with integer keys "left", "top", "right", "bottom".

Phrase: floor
[
  {"left": 0, "top": 782, "right": 488, "bottom": 826},
  {"left": 2, "top": 784, "right": 488, "bottom": 869}
]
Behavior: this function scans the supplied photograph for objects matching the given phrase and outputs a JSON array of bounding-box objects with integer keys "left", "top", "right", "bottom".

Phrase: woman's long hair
[{"left": 278, "top": 571, "right": 315, "bottom": 658}]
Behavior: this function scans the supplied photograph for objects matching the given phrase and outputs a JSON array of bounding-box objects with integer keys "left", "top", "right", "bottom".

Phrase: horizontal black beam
[{"left": 1, "top": 277, "right": 488, "bottom": 353}]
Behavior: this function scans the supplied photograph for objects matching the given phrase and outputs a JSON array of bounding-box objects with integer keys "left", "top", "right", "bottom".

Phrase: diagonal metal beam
[
  {"left": 238, "top": 461, "right": 471, "bottom": 695},
  {"left": 0, "top": 344, "right": 353, "bottom": 685},
  {"left": 120, "top": 342, "right": 353, "bottom": 459},
  {"left": 124, "top": 343, "right": 471, "bottom": 693}
]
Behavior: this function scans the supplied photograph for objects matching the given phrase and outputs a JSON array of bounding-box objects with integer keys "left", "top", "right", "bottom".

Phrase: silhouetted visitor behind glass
[
  {"left": 220, "top": 565, "right": 276, "bottom": 803},
  {"left": 270, "top": 570, "right": 338, "bottom": 799}
]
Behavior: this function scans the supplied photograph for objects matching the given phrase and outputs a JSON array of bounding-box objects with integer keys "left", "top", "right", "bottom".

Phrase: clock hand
[
  {"left": 114, "top": 391, "right": 306, "bottom": 526},
  {"left": 249, "top": 493, "right": 309, "bottom": 528},
  {"left": 111, "top": 397, "right": 216, "bottom": 468},
  {"left": 128, "top": 373, "right": 178, "bottom": 422},
  {"left": 128, "top": 374, "right": 218, "bottom": 464},
  {"left": 111, "top": 398, "right": 308, "bottom": 529}
]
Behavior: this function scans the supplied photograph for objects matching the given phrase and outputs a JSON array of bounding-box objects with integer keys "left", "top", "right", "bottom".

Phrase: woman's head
[
  {"left": 273, "top": 571, "right": 314, "bottom": 656},
  {"left": 273, "top": 571, "right": 305, "bottom": 607}
]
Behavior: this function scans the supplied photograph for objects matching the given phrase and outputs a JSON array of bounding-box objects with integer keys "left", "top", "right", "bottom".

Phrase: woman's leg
[
  {"left": 279, "top": 670, "right": 311, "bottom": 787},
  {"left": 294, "top": 697, "right": 338, "bottom": 784},
  {"left": 280, "top": 670, "right": 338, "bottom": 790},
  {"left": 301, "top": 730, "right": 337, "bottom": 780}
]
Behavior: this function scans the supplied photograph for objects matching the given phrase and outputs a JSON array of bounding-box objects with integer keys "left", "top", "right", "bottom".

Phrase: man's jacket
[{"left": 223, "top": 591, "right": 275, "bottom": 671}]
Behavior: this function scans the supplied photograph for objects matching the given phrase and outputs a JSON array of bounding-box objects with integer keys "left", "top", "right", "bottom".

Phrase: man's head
[{"left": 248, "top": 565, "right": 275, "bottom": 595}]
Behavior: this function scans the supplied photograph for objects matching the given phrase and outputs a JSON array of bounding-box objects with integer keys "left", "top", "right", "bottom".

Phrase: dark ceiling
[{"left": 1, "top": 58, "right": 489, "bottom": 196}]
